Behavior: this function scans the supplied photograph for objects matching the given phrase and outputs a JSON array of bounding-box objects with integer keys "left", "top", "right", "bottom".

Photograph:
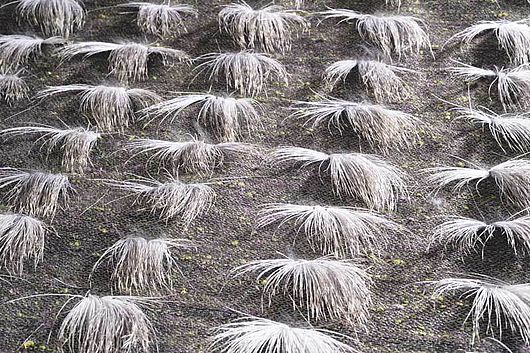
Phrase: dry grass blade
[
  {"left": 319, "top": 9, "right": 431, "bottom": 58},
  {"left": 0, "top": 34, "right": 64, "bottom": 70},
  {"left": 118, "top": 2, "right": 197, "bottom": 37},
  {"left": 58, "top": 294, "right": 156, "bottom": 353},
  {"left": 195, "top": 51, "right": 288, "bottom": 97},
  {"left": 0, "top": 126, "right": 100, "bottom": 173},
  {"left": 0, "top": 71, "right": 29, "bottom": 104},
  {"left": 140, "top": 92, "right": 260, "bottom": 141},
  {"left": 0, "top": 168, "right": 73, "bottom": 219},
  {"left": 57, "top": 41, "right": 190, "bottom": 83},
  {"left": 16, "top": 0, "right": 85, "bottom": 38},
  {"left": 425, "top": 158, "right": 530, "bottom": 208},
  {"left": 449, "top": 20, "right": 530, "bottom": 65},
  {"left": 431, "top": 214, "right": 530, "bottom": 256},
  {"left": 92, "top": 236, "right": 192, "bottom": 294},
  {"left": 257, "top": 203, "right": 402, "bottom": 257},
  {"left": 36, "top": 84, "right": 160, "bottom": 132},
  {"left": 209, "top": 315, "right": 360, "bottom": 353},
  {"left": 323, "top": 59, "right": 415, "bottom": 102},
  {"left": 430, "top": 274, "right": 530, "bottom": 344},
  {"left": 106, "top": 176, "right": 214, "bottom": 226},
  {"left": 291, "top": 95, "right": 421, "bottom": 151},
  {"left": 234, "top": 255, "right": 372, "bottom": 326},
  {"left": 219, "top": 1, "right": 309, "bottom": 54},
  {"left": 272, "top": 147, "right": 406, "bottom": 211},
  {"left": 0, "top": 213, "right": 46, "bottom": 275},
  {"left": 126, "top": 138, "right": 251, "bottom": 174}
]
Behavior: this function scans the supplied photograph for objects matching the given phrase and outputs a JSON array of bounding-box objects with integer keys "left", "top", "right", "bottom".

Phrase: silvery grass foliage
[
  {"left": 126, "top": 137, "right": 251, "bottom": 174},
  {"left": 0, "top": 34, "right": 64, "bottom": 70},
  {"left": 209, "top": 315, "right": 360, "bottom": 353},
  {"left": 0, "top": 126, "right": 100, "bottom": 173},
  {"left": 218, "top": 1, "right": 309, "bottom": 54},
  {"left": 105, "top": 176, "right": 214, "bottom": 226},
  {"left": 0, "top": 168, "right": 73, "bottom": 219},
  {"left": 272, "top": 147, "right": 406, "bottom": 211},
  {"left": 36, "top": 84, "right": 160, "bottom": 132},
  {"left": 430, "top": 214, "right": 530, "bottom": 257},
  {"left": 452, "top": 106, "right": 530, "bottom": 153},
  {"left": 234, "top": 255, "right": 372, "bottom": 326},
  {"left": 57, "top": 41, "right": 190, "bottom": 83},
  {"left": 319, "top": 9, "right": 431, "bottom": 59},
  {"left": 195, "top": 51, "right": 288, "bottom": 97},
  {"left": 92, "top": 237, "right": 191, "bottom": 294},
  {"left": 13, "top": 0, "right": 85, "bottom": 38},
  {"left": 429, "top": 275, "right": 530, "bottom": 344},
  {"left": 0, "top": 213, "right": 46, "bottom": 275},
  {"left": 291, "top": 95, "right": 421, "bottom": 151},
  {"left": 449, "top": 20, "right": 530, "bottom": 65},
  {"left": 0, "top": 71, "right": 29, "bottom": 104},
  {"left": 425, "top": 158, "right": 530, "bottom": 209},
  {"left": 57, "top": 294, "right": 157, "bottom": 353},
  {"left": 140, "top": 92, "right": 260, "bottom": 141},
  {"left": 117, "top": 2, "right": 198, "bottom": 37},
  {"left": 257, "top": 203, "right": 402, "bottom": 257},
  {"left": 324, "top": 59, "right": 415, "bottom": 102},
  {"left": 449, "top": 61, "right": 530, "bottom": 111}
]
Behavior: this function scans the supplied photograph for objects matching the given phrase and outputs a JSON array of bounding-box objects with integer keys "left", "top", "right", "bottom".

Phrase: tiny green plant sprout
[
  {"left": 323, "top": 59, "right": 416, "bottom": 102},
  {"left": 0, "top": 168, "right": 73, "bottom": 220},
  {"left": 291, "top": 94, "right": 421, "bottom": 152},
  {"left": 57, "top": 41, "right": 190, "bottom": 83},
  {"left": 257, "top": 203, "right": 402, "bottom": 257},
  {"left": 0, "top": 126, "right": 100, "bottom": 173},
  {"left": 116, "top": 2, "right": 198, "bottom": 37},
  {"left": 218, "top": 2, "right": 309, "bottom": 54},
  {"left": 195, "top": 51, "right": 288, "bottom": 97},
  {"left": 0, "top": 34, "right": 64, "bottom": 70},
  {"left": 272, "top": 147, "right": 407, "bottom": 211},
  {"left": 0, "top": 70, "right": 29, "bottom": 104},
  {"left": 0, "top": 213, "right": 47, "bottom": 275},
  {"left": 319, "top": 9, "right": 431, "bottom": 59},
  {"left": 233, "top": 255, "right": 372, "bottom": 326},
  {"left": 140, "top": 92, "right": 260, "bottom": 141},
  {"left": 36, "top": 84, "right": 161, "bottom": 132}
]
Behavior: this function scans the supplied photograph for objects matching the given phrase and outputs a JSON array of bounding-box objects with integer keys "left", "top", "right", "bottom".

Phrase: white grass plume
[
  {"left": 449, "top": 20, "right": 530, "bottom": 65},
  {"left": 57, "top": 41, "right": 190, "bottom": 83},
  {"left": 272, "top": 147, "right": 406, "bottom": 211},
  {"left": 324, "top": 59, "right": 414, "bottom": 102},
  {"left": 453, "top": 106, "right": 530, "bottom": 153},
  {"left": 118, "top": 2, "right": 198, "bottom": 37},
  {"left": 58, "top": 294, "right": 156, "bottom": 353},
  {"left": 430, "top": 274, "right": 530, "bottom": 344},
  {"left": 319, "top": 9, "right": 431, "bottom": 58},
  {"left": 449, "top": 61, "right": 530, "bottom": 111},
  {"left": 140, "top": 92, "right": 260, "bottom": 141},
  {"left": 0, "top": 168, "right": 73, "bottom": 219},
  {"left": 0, "top": 126, "right": 100, "bottom": 173},
  {"left": 0, "top": 213, "right": 46, "bottom": 275},
  {"left": 234, "top": 255, "right": 372, "bottom": 326},
  {"left": 291, "top": 95, "right": 420, "bottom": 151},
  {"left": 105, "top": 176, "right": 214, "bottom": 225},
  {"left": 92, "top": 237, "right": 191, "bottom": 294},
  {"left": 126, "top": 137, "right": 250, "bottom": 174},
  {"left": 218, "top": 2, "right": 309, "bottom": 54},
  {"left": 0, "top": 34, "right": 64, "bottom": 70},
  {"left": 36, "top": 84, "right": 160, "bottom": 132},
  {"left": 0, "top": 71, "right": 29, "bottom": 104},
  {"left": 257, "top": 203, "right": 402, "bottom": 257},
  {"left": 195, "top": 51, "right": 288, "bottom": 97},
  {"left": 425, "top": 158, "right": 530, "bottom": 209},
  {"left": 16, "top": 0, "right": 85, "bottom": 38},
  {"left": 431, "top": 214, "right": 530, "bottom": 256},
  {"left": 209, "top": 314, "right": 360, "bottom": 353}
]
